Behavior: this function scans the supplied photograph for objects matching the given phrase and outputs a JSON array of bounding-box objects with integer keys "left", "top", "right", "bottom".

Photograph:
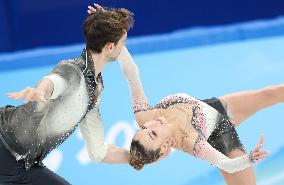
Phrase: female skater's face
[{"left": 133, "top": 117, "right": 172, "bottom": 151}]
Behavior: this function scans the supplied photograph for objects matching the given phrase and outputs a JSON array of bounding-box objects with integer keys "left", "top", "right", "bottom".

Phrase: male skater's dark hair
[{"left": 83, "top": 8, "right": 134, "bottom": 53}]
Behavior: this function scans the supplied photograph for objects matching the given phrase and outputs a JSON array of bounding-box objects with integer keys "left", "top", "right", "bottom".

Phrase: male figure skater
[{"left": 0, "top": 4, "right": 133, "bottom": 184}]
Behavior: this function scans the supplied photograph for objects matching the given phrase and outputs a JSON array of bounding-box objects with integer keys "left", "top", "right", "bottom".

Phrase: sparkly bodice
[{"left": 136, "top": 93, "right": 221, "bottom": 140}]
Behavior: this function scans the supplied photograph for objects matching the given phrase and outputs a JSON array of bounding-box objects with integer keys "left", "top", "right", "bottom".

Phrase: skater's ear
[{"left": 160, "top": 137, "right": 174, "bottom": 156}]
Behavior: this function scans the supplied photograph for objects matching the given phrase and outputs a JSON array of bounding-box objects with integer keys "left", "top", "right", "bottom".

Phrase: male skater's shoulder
[{"left": 45, "top": 48, "right": 99, "bottom": 100}]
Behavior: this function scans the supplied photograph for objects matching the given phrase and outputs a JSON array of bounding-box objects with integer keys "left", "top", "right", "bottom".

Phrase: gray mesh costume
[{"left": 0, "top": 49, "right": 108, "bottom": 170}]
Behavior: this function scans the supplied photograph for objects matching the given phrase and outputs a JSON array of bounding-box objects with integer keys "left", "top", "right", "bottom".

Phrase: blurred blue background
[
  {"left": 1, "top": 0, "right": 284, "bottom": 53},
  {"left": 1, "top": 1, "right": 284, "bottom": 185}
]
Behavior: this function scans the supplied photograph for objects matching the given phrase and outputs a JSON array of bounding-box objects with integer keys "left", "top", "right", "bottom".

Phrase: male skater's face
[{"left": 107, "top": 32, "right": 127, "bottom": 61}]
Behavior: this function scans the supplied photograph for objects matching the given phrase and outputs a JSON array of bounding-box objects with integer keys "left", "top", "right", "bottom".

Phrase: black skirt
[{"left": 201, "top": 97, "right": 245, "bottom": 155}]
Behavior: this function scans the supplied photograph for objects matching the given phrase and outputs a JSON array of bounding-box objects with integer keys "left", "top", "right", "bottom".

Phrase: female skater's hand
[
  {"left": 250, "top": 134, "right": 269, "bottom": 163},
  {"left": 87, "top": 3, "right": 104, "bottom": 14},
  {"left": 7, "top": 87, "right": 47, "bottom": 104}
]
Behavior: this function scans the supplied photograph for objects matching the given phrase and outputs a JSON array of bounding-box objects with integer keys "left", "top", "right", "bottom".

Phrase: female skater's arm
[
  {"left": 190, "top": 135, "right": 268, "bottom": 173},
  {"left": 117, "top": 47, "right": 150, "bottom": 113}
]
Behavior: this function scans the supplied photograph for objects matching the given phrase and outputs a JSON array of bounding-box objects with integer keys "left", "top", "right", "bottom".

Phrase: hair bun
[{"left": 129, "top": 158, "right": 144, "bottom": 170}]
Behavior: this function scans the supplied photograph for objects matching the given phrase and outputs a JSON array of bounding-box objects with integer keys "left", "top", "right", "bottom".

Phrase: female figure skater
[{"left": 117, "top": 47, "right": 282, "bottom": 185}]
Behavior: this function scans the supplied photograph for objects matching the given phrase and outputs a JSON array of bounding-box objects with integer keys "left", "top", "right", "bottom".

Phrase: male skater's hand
[
  {"left": 87, "top": 3, "right": 104, "bottom": 14},
  {"left": 250, "top": 134, "right": 269, "bottom": 163},
  {"left": 7, "top": 87, "right": 47, "bottom": 104}
]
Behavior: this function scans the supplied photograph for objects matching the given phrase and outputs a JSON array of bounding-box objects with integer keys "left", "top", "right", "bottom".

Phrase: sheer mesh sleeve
[
  {"left": 117, "top": 47, "right": 150, "bottom": 112},
  {"left": 194, "top": 140, "right": 253, "bottom": 173}
]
